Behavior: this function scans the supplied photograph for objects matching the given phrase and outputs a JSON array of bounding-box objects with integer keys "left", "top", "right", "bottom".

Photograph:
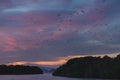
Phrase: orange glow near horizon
[
  {"left": 7, "top": 61, "right": 28, "bottom": 65},
  {"left": 7, "top": 60, "right": 67, "bottom": 66},
  {"left": 31, "top": 60, "right": 66, "bottom": 66},
  {"left": 7, "top": 53, "right": 119, "bottom": 66}
]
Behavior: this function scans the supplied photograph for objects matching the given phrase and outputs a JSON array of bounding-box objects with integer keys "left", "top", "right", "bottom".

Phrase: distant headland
[
  {"left": 0, "top": 65, "right": 43, "bottom": 75},
  {"left": 53, "top": 54, "right": 120, "bottom": 79}
]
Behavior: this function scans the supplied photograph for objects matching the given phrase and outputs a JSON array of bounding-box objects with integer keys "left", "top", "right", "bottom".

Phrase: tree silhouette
[
  {"left": 0, "top": 65, "right": 43, "bottom": 75},
  {"left": 53, "top": 54, "right": 120, "bottom": 79}
]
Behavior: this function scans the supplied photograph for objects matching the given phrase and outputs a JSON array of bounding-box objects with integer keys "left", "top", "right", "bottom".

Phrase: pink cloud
[
  {"left": 0, "top": 30, "right": 40, "bottom": 52},
  {"left": 9, "top": 12, "right": 58, "bottom": 26},
  {"left": 3, "top": 36, "right": 17, "bottom": 52},
  {"left": 0, "top": 33, "right": 17, "bottom": 52},
  {"left": 0, "top": 0, "right": 112, "bottom": 52}
]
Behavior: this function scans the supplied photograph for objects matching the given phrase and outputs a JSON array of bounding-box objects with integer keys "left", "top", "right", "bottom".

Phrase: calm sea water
[{"left": 0, "top": 73, "right": 111, "bottom": 80}]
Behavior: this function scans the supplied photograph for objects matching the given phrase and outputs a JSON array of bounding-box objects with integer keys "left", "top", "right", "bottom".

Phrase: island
[
  {"left": 0, "top": 65, "right": 43, "bottom": 75},
  {"left": 53, "top": 54, "right": 120, "bottom": 79}
]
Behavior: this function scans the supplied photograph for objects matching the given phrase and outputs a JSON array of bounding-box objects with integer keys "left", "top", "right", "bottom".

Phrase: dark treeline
[
  {"left": 53, "top": 54, "right": 120, "bottom": 79},
  {"left": 0, "top": 65, "right": 43, "bottom": 75}
]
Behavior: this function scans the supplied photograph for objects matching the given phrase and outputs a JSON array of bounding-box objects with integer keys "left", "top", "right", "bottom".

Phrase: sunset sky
[{"left": 0, "top": 0, "right": 120, "bottom": 67}]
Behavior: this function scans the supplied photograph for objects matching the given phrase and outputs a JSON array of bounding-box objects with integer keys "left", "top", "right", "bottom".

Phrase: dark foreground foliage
[
  {"left": 0, "top": 65, "right": 43, "bottom": 75},
  {"left": 53, "top": 54, "right": 120, "bottom": 79}
]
